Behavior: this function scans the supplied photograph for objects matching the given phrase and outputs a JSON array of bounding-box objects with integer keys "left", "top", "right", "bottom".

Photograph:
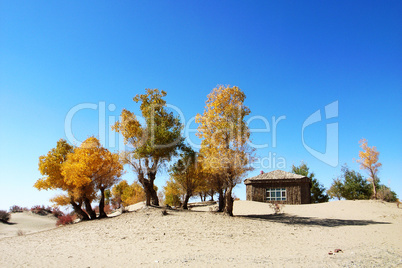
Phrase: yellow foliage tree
[
  {"left": 163, "top": 177, "right": 182, "bottom": 207},
  {"left": 35, "top": 139, "right": 91, "bottom": 220},
  {"left": 111, "top": 180, "right": 130, "bottom": 208},
  {"left": 356, "top": 138, "right": 382, "bottom": 199},
  {"left": 62, "top": 137, "right": 124, "bottom": 218},
  {"left": 120, "top": 181, "right": 146, "bottom": 206},
  {"left": 35, "top": 137, "right": 123, "bottom": 220},
  {"left": 196, "top": 85, "right": 254, "bottom": 216}
]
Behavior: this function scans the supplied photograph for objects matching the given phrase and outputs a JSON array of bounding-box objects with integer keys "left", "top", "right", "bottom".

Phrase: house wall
[{"left": 246, "top": 180, "right": 311, "bottom": 204}]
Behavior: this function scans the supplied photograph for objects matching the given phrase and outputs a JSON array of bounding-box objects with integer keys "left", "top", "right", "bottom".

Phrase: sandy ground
[
  {"left": 0, "top": 211, "right": 57, "bottom": 238},
  {"left": 0, "top": 200, "right": 401, "bottom": 267}
]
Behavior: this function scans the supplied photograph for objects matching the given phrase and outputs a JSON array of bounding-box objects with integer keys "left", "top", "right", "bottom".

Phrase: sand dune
[
  {"left": 0, "top": 211, "right": 57, "bottom": 239},
  {"left": 0, "top": 200, "right": 401, "bottom": 267}
]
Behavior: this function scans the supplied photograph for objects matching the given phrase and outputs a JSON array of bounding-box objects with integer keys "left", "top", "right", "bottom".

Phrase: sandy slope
[
  {"left": 0, "top": 200, "right": 401, "bottom": 267},
  {"left": 0, "top": 211, "right": 57, "bottom": 239}
]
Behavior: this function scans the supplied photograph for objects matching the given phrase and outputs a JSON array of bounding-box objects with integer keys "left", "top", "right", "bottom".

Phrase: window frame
[{"left": 266, "top": 187, "right": 287, "bottom": 201}]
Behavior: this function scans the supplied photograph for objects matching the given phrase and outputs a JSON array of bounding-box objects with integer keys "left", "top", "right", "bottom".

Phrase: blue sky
[{"left": 0, "top": 0, "right": 401, "bottom": 210}]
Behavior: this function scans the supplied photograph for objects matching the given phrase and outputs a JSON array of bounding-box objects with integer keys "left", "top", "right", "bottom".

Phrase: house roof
[{"left": 244, "top": 170, "right": 307, "bottom": 185}]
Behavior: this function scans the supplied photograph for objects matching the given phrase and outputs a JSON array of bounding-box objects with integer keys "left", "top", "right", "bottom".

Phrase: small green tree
[
  {"left": 112, "top": 89, "right": 184, "bottom": 206},
  {"left": 291, "top": 162, "right": 329, "bottom": 203},
  {"left": 327, "top": 178, "right": 343, "bottom": 200},
  {"left": 340, "top": 166, "right": 372, "bottom": 200},
  {"left": 169, "top": 147, "right": 206, "bottom": 209}
]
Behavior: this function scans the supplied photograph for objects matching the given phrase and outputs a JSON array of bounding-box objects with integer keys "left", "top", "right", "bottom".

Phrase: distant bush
[
  {"left": 31, "top": 205, "right": 52, "bottom": 215},
  {"left": 377, "top": 185, "right": 398, "bottom": 202},
  {"left": 51, "top": 207, "right": 64, "bottom": 218},
  {"left": 9, "top": 205, "right": 28, "bottom": 213},
  {"left": 56, "top": 215, "right": 76, "bottom": 226},
  {"left": 0, "top": 210, "right": 11, "bottom": 223}
]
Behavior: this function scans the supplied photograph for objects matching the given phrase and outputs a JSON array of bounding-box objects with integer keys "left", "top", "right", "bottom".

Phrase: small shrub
[
  {"left": 56, "top": 215, "right": 76, "bottom": 226},
  {"left": 0, "top": 210, "right": 11, "bottom": 223},
  {"left": 31, "top": 205, "right": 52, "bottom": 216},
  {"left": 161, "top": 208, "right": 168, "bottom": 216},
  {"left": 377, "top": 186, "right": 398, "bottom": 202},
  {"left": 269, "top": 203, "right": 284, "bottom": 214},
  {"left": 51, "top": 207, "right": 64, "bottom": 218},
  {"left": 9, "top": 205, "right": 28, "bottom": 213}
]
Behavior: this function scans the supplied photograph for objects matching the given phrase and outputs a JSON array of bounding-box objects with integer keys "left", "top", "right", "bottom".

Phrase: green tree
[
  {"left": 104, "top": 189, "right": 111, "bottom": 205},
  {"left": 112, "top": 89, "right": 184, "bottom": 206},
  {"left": 327, "top": 178, "right": 343, "bottom": 200},
  {"left": 169, "top": 147, "right": 206, "bottom": 209},
  {"left": 340, "top": 166, "right": 372, "bottom": 200},
  {"left": 291, "top": 162, "right": 329, "bottom": 203}
]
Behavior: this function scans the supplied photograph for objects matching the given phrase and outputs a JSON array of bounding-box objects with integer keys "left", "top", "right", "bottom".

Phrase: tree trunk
[
  {"left": 144, "top": 185, "right": 152, "bottom": 206},
  {"left": 98, "top": 188, "right": 108, "bottom": 219},
  {"left": 149, "top": 172, "right": 159, "bottom": 206},
  {"left": 84, "top": 197, "right": 96, "bottom": 220},
  {"left": 183, "top": 193, "right": 191, "bottom": 210},
  {"left": 218, "top": 188, "right": 225, "bottom": 212},
  {"left": 372, "top": 179, "right": 377, "bottom": 199},
  {"left": 70, "top": 200, "right": 89, "bottom": 221},
  {"left": 223, "top": 186, "right": 234, "bottom": 216},
  {"left": 150, "top": 186, "right": 159, "bottom": 206}
]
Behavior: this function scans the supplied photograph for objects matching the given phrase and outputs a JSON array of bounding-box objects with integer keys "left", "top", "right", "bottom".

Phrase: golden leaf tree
[
  {"left": 196, "top": 85, "right": 254, "bottom": 216},
  {"left": 62, "top": 137, "right": 123, "bottom": 218},
  {"left": 112, "top": 89, "right": 184, "bottom": 206},
  {"left": 356, "top": 138, "right": 382, "bottom": 199},
  {"left": 35, "top": 137, "right": 123, "bottom": 220},
  {"left": 34, "top": 139, "right": 90, "bottom": 220}
]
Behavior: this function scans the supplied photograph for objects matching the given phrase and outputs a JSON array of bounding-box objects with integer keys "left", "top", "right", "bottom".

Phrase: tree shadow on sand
[
  {"left": 1, "top": 221, "right": 17, "bottom": 225},
  {"left": 238, "top": 213, "right": 391, "bottom": 227}
]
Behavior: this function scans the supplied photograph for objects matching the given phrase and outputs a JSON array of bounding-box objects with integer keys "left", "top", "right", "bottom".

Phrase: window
[{"left": 266, "top": 188, "right": 286, "bottom": 201}]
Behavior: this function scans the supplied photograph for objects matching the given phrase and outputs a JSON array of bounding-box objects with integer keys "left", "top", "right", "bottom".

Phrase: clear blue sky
[{"left": 1, "top": 1, "right": 401, "bottom": 210}]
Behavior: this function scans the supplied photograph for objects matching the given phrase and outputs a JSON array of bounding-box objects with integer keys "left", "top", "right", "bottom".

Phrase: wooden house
[{"left": 244, "top": 170, "right": 311, "bottom": 204}]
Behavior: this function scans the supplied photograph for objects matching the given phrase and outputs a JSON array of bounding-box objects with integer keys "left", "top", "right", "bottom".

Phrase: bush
[
  {"left": 0, "top": 210, "right": 11, "bottom": 223},
  {"left": 31, "top": 205, "right": 52, "bottom": 215},
  {"left": 9, "top": 205, "right": 28, "bottom": 213},
  {"left": 51, "top": 207, "right": 64, "bottom": 218},
  {"left": 377, "top": 185, "right": 398, "bottom": 202},
  {"left": 269, "top": 203, "right": 283, "bottom": 214},
  {"left": 56, "top": 215, "right": 76, "bottom": 226},
  {"left": 161, "top": 208, "right": 168, "bottom": 216}
]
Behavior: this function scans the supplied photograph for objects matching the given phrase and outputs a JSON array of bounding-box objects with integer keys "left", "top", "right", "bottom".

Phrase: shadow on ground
[
  {"left": 237, "top": 213, "right": 391, "bottom": 227},
  {"left": 1, "top": 221, "right": 17, "bottom": 225}
]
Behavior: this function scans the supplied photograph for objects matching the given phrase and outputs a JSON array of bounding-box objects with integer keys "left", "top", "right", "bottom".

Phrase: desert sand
[{"left": 0, "top": 200, "right": 401, "bottom": 267}]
